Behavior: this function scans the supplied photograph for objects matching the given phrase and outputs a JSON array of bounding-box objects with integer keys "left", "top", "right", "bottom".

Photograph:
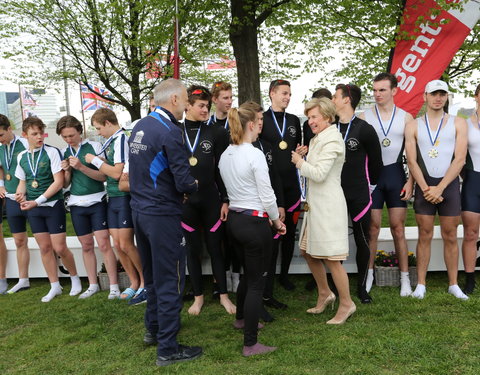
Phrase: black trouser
[
  {"left": 183, "top": 189, "right": 227, "bottom": 296},
  {"left": 264, "top": 208, "right": 299, "bottom": 297},
  {"left": 133, "top": 212, "right": 184, "bottom": 357},
  {"left": 346, "top": 200, "right": 371, "bottom": 295},
  {"left": 227, "top": 211, "right": 272, "bottom": 346},
  {"left": 223, "top": 231, "right": 242, "bottom": 273}
]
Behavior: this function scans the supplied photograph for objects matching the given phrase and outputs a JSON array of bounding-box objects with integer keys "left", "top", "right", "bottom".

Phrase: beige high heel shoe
[
  {"left": 326, "top": 303, "right": 356, "bottom": 325},
  {"left": 306, "top": 293, "right": 336, "bottom": 314}
]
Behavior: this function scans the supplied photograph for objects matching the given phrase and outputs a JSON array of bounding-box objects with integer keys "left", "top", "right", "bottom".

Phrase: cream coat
[{"left": 298, "top": 125, "right": 349, "bottom": 257}]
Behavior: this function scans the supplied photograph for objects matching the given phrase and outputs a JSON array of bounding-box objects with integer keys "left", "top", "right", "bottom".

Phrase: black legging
[
  {"left": 227, "top": 211, "right": 272, "bottom": 347},
  {"left": 347, "top": 201, "right": 371, "bottom": 295},
  {"left": 183, "top": 189, "right": 227, "bottom": 296},
  {"left": 264, "top": 208, "right": 299, "bottom": 298}
]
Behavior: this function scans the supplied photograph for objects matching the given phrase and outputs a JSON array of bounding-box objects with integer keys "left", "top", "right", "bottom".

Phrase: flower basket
[
  {"left": 375, "top": 250, "right": 417, "bottom": 287},
  {"left": 375, "top": 266, "right": 400, "bottom": 287},
  {"left": 97, "top": 261, "right": 130, "bottom": 291},
  {"left": 98, "top": 271, "right": 131, "bottom": 291}
]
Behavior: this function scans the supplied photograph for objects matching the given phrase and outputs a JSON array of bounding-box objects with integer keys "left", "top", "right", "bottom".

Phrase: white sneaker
[
  {"left": 108, "top": 289, "right": 121, "bottom": 300},
  {"left": 79, "top": 288, "right": 99, "bottom": 299}
]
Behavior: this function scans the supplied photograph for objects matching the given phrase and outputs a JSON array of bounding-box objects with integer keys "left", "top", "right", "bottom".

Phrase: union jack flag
[{"left": 80, "top": 83, "right": 114, "bottom": 111}]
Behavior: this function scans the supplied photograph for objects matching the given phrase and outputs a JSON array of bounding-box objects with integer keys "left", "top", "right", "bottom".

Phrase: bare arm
[
  {"left": 85, "top": 153, "right": 123, "bottom": 180},
  {"left": 69, "top": 156, "right": 107, "bottom": 182},
  {"left": 405, "top": 119, "right": 428, "bottom": 192}
]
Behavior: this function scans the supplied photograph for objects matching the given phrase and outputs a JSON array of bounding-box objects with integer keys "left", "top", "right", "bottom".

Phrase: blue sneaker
[{"left": 128, "top": 288, "right": 147, "bottom": 306}]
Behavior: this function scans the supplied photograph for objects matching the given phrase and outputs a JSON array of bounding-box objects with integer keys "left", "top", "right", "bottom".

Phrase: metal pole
[{"left": 173, "top": 0, "right": 180, "bottom": 79}]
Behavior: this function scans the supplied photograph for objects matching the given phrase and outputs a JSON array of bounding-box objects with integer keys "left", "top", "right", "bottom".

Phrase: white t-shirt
[{"left": 219, "top": 143, "right": 279, "bottom": 220}]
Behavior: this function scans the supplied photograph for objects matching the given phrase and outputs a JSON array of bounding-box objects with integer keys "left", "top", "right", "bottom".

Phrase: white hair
[{"left": 154, "top": 79, "right": 186, "bottom": 106}]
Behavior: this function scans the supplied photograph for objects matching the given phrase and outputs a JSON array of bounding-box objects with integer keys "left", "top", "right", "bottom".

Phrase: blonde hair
[
  {"left": 228, "top": 104, "right": 258, "bottom": 145},
  {"left": 304, "top": 97, "right": 336, "bottom": 123}
]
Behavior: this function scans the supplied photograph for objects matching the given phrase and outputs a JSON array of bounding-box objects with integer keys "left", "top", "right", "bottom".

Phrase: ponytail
[
  {"left": 228, "top": 108, "right": 244, "bottom": 145},
  {"left": 228, "top": 103, "right": 261, "bottom": 145}
]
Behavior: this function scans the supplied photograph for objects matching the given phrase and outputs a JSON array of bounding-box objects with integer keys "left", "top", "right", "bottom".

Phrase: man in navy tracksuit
[{"left": 128, "top": 79, "right": 201, "bottom": 367}]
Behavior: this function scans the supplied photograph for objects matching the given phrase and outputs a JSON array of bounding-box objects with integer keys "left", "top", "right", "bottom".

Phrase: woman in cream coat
[{"left": 291, "top": 98, "right": 355, "bottom": 324}]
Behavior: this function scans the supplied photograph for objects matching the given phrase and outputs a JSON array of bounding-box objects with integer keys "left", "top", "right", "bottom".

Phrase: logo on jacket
[
  {"left": 200, "top": 140, "right": 213, "bottom": 153},
  {"left": 180, "top": 237, "right": 186, "bottom": 247},
  {"left": 133, "top": 130, "right": 144, "bottom": 144},
  {"left": 266, "top": 151, "right": 273, "bottom": 165},
  {"left": 346, "top": 138, "right": 359, "bottom": 151},
  {"left": 130, "top": 130, "right": 147, "bottom": 154},
  {"left": 288, "top": 126, "right": 296, "bottom": 137}
]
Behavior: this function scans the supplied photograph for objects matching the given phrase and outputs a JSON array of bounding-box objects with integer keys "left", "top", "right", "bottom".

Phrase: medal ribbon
[
  {"left": 4, "top": 136, "right": 17, "bottom": 171},
  {"left": 299, "top": 167, "right": 307, "bottom": 200},
  {"left": 337, "top": 115, "right": 356, "bottom": 141},
  {"left": 207, "top": 115, "right": 215, "bottom": 126},
  {"left": 97, "top": 128, "right": 124, "bottom": 156},
  {"left": 424, "top": 113, "right": 445, "bottom": 147},
  {"left": 374, "top": 105, "right": 396, "bottom": 138},
  {"left": 184, "top": 122, "right": 202, "bottom": 156},
  {"left": 27, "top": 145, "right": 44, "bottom": 181},
  {"left": 270, "top": 107, "right": 286, "bottom": 140},
  {"left": 68, "top": 142, "right": 82, "bottom": 158}
]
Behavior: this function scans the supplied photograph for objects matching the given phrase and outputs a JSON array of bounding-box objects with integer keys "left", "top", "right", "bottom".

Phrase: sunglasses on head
[{"left": 191, "top": 89, "right": 206, "bottom": 95}]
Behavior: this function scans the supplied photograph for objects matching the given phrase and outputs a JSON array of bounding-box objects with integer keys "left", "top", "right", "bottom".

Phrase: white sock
[
  {"left": 79, "top": 284, "right": 100, "bottom": 299},
  {"left": 400, "top": 272, "right": 412, "bottom": 297},
  {"left": 108, "top": 284, "right": 120, "bottom": 300},
  {"left": 41, "top": 281, "right": 62, "bottom": 302},
  {"left": 7, "top": 278, "right": 30, "bottom": 294},
  {"left": 448, "top": 284, "right": 469, "bottom": 300},
  {"left": 109, "top": 283, "right": 120, "bottom": 293},
  {"left": 69, "top": 275, "right": 82, "bottom": 296},
  {"left": 411, "top": 284, "right": 426, "bottom": 299},
  {"left": 0, "top": 279, "right": 7, "bottom": 294},
  {"left": 366, "top": 269, "right": 374, "bottom": 293}
]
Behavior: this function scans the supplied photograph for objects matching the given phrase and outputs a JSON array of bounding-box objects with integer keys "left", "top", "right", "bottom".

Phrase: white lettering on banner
[{"left": 395, "top": 14, "right": 444, "bottom": 93}]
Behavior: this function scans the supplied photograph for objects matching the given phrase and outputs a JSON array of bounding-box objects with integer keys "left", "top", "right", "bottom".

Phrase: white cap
[{"left": 425, "top": 80, "right": 449, "bottom": 94}]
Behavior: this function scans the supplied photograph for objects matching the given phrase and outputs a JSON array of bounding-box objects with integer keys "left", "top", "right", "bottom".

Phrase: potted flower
[
  {"left": 375, "top": 250, "right": 417, "bottom": 287},
  {"left": 97, "top": 261, "right": 131, "bottom": 291}
]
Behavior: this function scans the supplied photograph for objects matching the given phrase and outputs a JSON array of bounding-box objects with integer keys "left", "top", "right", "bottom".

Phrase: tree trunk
[{"left": 229, "top": 0, "right": 262, "bottom": 105}]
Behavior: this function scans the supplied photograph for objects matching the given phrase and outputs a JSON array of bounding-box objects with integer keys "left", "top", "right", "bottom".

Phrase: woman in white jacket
[{"left": 291, "top": 98, "right": 355, "bottom": 324}]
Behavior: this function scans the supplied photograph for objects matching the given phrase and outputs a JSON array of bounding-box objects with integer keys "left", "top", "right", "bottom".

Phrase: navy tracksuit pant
[{"left": 133, "top": 211, "right": 185, "bottom": 356}]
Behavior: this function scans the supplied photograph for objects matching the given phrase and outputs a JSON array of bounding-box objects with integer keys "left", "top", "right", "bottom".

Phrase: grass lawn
[{"left": 1, "top": 273, "right": 480, "bottom": 375}]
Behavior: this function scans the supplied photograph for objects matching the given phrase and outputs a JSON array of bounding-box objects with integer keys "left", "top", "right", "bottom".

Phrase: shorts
[
  {"left": 107, "top": 195, "right": 133, "bottom": 229},
  {"left": 371, "top": 163, "right": 407, "bottom": 209},
  {"left": 5, "top": 198, "right": 28, "bottom": 233},
  {"left": 461, "top": 169, "right": 480, "bottom": 214},
  {"left": 414, "top": 175, "right": 460, "bottom": 216},
  {"left": 28, "top": 200, "right": 67, "bottom": 234},
  {"left": 70, "top": 201, "right": 109, "bottom": 236}
]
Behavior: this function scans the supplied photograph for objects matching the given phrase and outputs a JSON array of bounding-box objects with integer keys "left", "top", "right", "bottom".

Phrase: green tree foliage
[{"left": 290, "top": 0, "right": 479, "bottom": 94}]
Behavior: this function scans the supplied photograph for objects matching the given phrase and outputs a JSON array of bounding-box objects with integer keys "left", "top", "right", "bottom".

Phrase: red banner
[{"left": 390, "top": 0, "right": 479, "bottom": 116}]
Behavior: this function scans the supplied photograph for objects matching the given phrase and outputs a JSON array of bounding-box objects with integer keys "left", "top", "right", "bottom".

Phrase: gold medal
[
  {"left": 279, "top": 141, "right": 288, "bottom": 150},
  {"left": 5, "top": 174, "right": 11, "bottom": 181},
  {"left": 382, "top": 138, "right": 391, "bottom": 147},
  {"left": 189, "top": 156, "right": 198, "bottom": 167},
  {"left": 31, "top": 180, "right": 39, "bottom": 188}
]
